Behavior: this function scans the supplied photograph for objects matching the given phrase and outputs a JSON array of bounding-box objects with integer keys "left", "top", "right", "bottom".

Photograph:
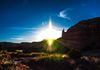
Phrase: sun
[
  {"left": 36, "top": 19, "right": 62, "bottom": 52},
  {"left": 36, "top": 19, "right": 62, "bottom": 41}
]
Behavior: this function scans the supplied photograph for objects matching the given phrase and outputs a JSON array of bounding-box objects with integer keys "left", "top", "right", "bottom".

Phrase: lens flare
[
  {"left": 46, "top": 19, "right": 56, "bottom": 52},
  {"left": 47, "top": 39, "right": 54, "bottom": 46},
  {"left": 46, "top": 39, "right": 55, "bottom": 52}
]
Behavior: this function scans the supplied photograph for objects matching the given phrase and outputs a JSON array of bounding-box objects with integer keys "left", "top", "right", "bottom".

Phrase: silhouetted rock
[{"left": 62, "top": 17, "right": 100, "bottom": 50}]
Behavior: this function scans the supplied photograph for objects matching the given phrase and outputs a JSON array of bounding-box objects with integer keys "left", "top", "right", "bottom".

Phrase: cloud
[
  {"left": 10, "top": 30, "right": 37, "bottom": 43},
  {"left": 11, "top": 27, "right": 41, "bottom": 30},
  {"left": 58, "top": 8, "right": 73, "bottom": 20},
  {"left": 11, "top": 37, "right": 24, "bottom": 41},
  {"left": 10, "top": 36, "right": 35, "bottom": 43}
]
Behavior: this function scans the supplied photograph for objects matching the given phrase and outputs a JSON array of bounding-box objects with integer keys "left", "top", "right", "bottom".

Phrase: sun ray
[{"left": 46, "top": 19, "right": 56, "bottom": 52}]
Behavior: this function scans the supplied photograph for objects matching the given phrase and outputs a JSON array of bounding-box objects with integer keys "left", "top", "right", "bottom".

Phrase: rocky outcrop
[{"left": 62, "top": 17, "right": 100, "bottom": 50}]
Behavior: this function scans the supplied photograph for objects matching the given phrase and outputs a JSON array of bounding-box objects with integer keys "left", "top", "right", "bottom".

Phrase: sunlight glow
[
  {"left": 36, "top": 19, "right": 62, "bottom": 52},
  {"left": 36, "top": 19, "right": 61, "bottom": 41}
]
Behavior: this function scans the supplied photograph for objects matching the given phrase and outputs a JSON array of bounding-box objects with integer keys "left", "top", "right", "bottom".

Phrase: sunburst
[{"left": 36, "top": 19, "right": 61, "bottom": 52}]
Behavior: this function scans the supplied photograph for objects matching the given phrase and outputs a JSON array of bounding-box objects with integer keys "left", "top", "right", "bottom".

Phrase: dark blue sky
[{"left": 0, "top": 0, "right": 100, "bottom": 42}]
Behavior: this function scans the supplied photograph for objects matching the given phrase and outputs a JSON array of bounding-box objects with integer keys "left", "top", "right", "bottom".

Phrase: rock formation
[{"left": 62, "top": 17, "right": 100, "bottom": 50}]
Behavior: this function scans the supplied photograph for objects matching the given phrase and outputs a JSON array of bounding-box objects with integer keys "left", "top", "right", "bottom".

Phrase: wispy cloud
[
  {"left": 58, "top": 8, "right": 73, "bottom": 20},
  {"left": 10, "top": 35, "right": 36, "bottom": 43},
  {"left": 11, "top": 37, "right": 24, "bottom": 41},
  {"left": 11, "top": 22, "right": 48, "bottom": 30},
  {"left": 11, "top": 27, "right": 41, "bottom": 30}
]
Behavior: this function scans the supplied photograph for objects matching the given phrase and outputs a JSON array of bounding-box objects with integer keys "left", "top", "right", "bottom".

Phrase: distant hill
[{"left": 0, "top": 41, "right": 43, "bottom": 52}]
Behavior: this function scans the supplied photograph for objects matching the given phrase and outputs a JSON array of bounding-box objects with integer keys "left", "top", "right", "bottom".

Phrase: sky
[{"left": 0, "top": 0, "right": 100, "bottom": 42}]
